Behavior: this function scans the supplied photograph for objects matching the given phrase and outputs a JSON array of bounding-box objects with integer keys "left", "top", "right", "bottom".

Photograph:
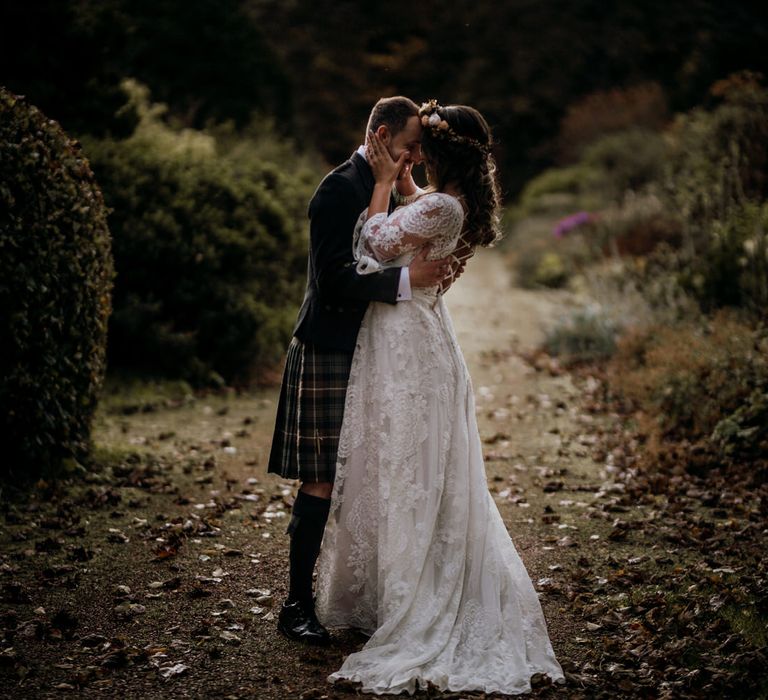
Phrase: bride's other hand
[{"left": 367, "top": 130, "right": 406, "bottom": 186}]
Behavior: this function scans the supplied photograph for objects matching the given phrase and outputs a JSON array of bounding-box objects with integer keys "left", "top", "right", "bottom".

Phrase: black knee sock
[{"left": 286, "top": 490, "right": 331, "bottom": 607}]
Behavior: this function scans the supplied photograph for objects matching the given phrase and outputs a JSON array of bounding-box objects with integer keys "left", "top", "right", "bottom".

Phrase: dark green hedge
[{"left": 0, "top": 87, "right": 114, "bottom": 481}]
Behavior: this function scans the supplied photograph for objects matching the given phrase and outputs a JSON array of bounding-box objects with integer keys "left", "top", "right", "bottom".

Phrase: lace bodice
[{"left": 353, "top": 192, "right": 465, "bottom": 274}]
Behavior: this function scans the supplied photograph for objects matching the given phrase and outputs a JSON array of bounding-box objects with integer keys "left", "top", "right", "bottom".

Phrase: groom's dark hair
[{"left": 366, "top": 96, "right": 419, "bottom": 137}]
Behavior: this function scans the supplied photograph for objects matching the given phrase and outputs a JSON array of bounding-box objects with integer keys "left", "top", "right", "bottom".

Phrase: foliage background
[
  {"left": 81, "top": 80, "right": 318, "bottom": 386},
  {"left": 2, "top": 0, "right": 766, "bottom": 194},
  {"left": 1, "top": 0, "right": 767, "bottom": 453}
]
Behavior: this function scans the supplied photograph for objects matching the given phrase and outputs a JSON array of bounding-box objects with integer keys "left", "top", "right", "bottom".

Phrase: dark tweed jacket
[{"left": 293, "top": 152, "right": 401, "bottom": 352}]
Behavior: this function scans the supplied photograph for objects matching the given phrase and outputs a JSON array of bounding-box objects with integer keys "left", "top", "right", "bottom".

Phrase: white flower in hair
[{"left": 419, "top": 98, "right": 493, "bottom": 156}]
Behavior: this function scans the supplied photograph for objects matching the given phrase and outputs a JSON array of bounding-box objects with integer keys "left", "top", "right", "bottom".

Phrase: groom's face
[{"left": 382, "top": 116, "right": 423, "bottom": 178}]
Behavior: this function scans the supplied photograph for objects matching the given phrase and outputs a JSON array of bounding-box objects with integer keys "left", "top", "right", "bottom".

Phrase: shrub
[
  {"left": 584, "top": 252, "right": 701, "bottom": 329},
  {"left": 509, "top": 129, "right": 673, "bottom": 293},
  {"left": 544, "top": 306, "right": 620, "bottom": 363},
  {"left": 628, "top": 201, "right": 768, "bottom": 318},
  {"left": 533, "top": 251, "right": 568, "bottom": 288},
  {"left": 82, "top": 80, "right": 320, "bottom": 386},
  {"left": 558, "top": 82, "right": 668, "bottom": 162},
  {"left": 512, "top": 164, "right": 605, "bottom": 220},
  {"left": 592, "top": 192, "right": 683, "bottom": 257},
  {"left": 0, "top": 88, "right": 114, "bottom": 480},
  {"left": 656, "top": 74, "right": 768, "bottom": 317},
  {"left": 581, "top": 128, "right": 668, "bottom": 201},
  {"left": 510, "top": 222, "right": 597, "bottom": 289},
  {"left": 711, "top": 388, "right": 768, "bottom": 461},
  {"left": 665, "top": 72, "right": 768, "bottom": 227},
  {"left": 609, "top": 313, "right": 768, "bottom": 460},
  {"left": 576, "top": 74, "right": 768, "bottom": 320},
  {"left": 677, "top": 201, "right": 768, "bottom": 314}
]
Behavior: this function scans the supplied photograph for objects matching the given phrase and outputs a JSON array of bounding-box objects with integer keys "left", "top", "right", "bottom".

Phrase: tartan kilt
[{"left": 267, "top": 337, "right": 353, "bottom": 483}]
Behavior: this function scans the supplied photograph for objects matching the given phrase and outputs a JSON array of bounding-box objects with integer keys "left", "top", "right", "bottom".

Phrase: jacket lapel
[
  {"left": 350, "top": 151, "right": 397, "bottom": 214},
  {"left": 351, "top": 151, "right": 375, "bottom": 196}
]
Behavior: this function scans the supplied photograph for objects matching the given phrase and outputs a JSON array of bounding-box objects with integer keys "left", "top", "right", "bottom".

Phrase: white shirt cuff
[{"left": 397, "top": 267, "right": 412, "bottom": 301}]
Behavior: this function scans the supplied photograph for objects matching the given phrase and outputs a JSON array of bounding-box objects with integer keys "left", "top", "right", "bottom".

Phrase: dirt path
[{"left": 1, "top": 249, "right": 610, "bottom": 698}]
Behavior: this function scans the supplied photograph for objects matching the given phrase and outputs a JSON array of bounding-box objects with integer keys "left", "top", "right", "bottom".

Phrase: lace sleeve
[
  {"left": 352, "top": 210, "right": 388, "bottom": 275},
  {"left": 361, "top": 193, "right": 464, "bottom": 262}
]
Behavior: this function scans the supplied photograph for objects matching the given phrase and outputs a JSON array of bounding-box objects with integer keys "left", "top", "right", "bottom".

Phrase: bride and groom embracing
[{"left": 267, "top": 96, "right": 565, "bottom": 695}]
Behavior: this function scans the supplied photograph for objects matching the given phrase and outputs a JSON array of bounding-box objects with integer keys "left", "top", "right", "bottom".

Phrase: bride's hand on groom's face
[{"left": 367, "top": 130, "right": 407, "bottom": 186}]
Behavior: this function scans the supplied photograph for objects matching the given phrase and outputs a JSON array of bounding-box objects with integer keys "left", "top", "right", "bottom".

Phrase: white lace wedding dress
[{"left": 315, "top": 192, "right": 565, "bottom": 695}]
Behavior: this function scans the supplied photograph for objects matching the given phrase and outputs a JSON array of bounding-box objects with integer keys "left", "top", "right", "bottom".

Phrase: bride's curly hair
[{"left": 419, "top": 102, "right": 502, "bottom": 248}]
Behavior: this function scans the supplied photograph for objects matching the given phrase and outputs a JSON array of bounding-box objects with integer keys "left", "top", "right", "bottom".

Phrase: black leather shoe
[{"left": 277, "top": 599, "right": 330, "bottom": 646}]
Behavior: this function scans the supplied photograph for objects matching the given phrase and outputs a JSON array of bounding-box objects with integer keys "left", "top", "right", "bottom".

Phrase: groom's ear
[{"left": 376, "top": 124, "right": 391, "bottom": 144}]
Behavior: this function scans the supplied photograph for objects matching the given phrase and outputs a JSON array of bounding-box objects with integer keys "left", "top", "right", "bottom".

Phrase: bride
[{"left": 315, "top": 100, "right": 565, "bottom": 696}]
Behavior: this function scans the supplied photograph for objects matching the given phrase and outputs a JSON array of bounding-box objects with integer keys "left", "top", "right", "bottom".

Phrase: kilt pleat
[{"left": 267, "top": 338, "right": 353, "bottom": 483}]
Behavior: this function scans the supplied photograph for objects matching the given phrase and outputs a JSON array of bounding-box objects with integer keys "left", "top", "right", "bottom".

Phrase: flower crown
[{"left": 418, "top": 99, "right": 491, "bottom": 156}]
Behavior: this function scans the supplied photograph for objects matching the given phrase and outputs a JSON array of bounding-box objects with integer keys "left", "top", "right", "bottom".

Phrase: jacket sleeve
[{"left": 310, "top": 173, "right": 401, "bottom": 304}]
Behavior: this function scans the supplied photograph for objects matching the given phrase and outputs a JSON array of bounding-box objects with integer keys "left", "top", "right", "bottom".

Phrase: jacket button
[
  {"left": 324, "top": 304, "right": 331, "bottom": 311},
  {"left": 337, "top": 307, "right": 344, "bottom": 312}
]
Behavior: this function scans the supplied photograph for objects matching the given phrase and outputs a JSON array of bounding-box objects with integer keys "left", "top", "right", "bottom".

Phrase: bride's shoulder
[{"left": 414, "top": 191, "right": 464, "bottom": 213}]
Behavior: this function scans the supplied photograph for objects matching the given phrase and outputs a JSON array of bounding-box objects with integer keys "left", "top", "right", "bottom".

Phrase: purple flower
[{"left": 553, "top": 211, "right": 594, "bottom": 238}]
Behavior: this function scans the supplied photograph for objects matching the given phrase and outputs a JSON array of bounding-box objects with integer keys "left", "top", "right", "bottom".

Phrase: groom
[{"left": 267, "top": 96, "right": 451, "bottom": 645}]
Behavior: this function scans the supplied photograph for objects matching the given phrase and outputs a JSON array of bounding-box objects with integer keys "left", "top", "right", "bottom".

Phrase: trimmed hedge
[{"left": 0, "top": 87, "right": 114, "bottom": 480}]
